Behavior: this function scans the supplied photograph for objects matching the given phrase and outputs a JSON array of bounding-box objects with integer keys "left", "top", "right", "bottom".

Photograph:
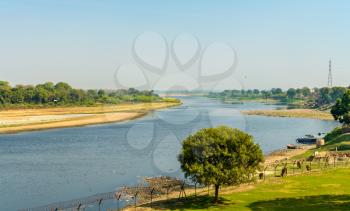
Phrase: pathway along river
[{"left": 0, "top": 97, "right": 338, "bottom": 211}]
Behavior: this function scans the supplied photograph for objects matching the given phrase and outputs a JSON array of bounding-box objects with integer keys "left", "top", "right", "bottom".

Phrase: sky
[{"left": 0, "top": 0, "right": 349, "bottom": 90}]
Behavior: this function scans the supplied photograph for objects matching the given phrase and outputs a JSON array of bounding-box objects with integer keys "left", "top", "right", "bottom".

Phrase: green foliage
[
  {"left": 208, "top": 86, "right": 349, "bottom": 108},
  {"left": 178, "top": 126, "right": 263, "bottom": 202},
  {"left": 287, "top": 88, "right": 297, "bottom": 99},
  {"left": 162, "top": 98, "right": 181, "bottom": 103},
  {"left": 0, "top": 81, "right": 163, "bottom": 108},
  {"left": 331, "top": 90, "right": 350, "bottom": 125},
  {"left": 324, "top": 126, "right": 344, "bottom": 142}
]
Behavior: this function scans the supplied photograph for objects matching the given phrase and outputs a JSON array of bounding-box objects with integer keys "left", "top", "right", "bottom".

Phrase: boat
[
  {"left": 287, "top": 144, "right": 297, "bottom": 149},
  {"left": 296, "top": 134, "right": 319, "bottom": 144}
]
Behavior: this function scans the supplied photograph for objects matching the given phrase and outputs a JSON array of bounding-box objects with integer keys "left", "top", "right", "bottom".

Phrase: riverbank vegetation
[
  {"left": 208, "top": 86, "right": 349, "bottom": 109},
  {"left": 0, "top": 80, "right": 182, "bottom": 133},
  {"left": 0, "top": 80, "right": 172, "bottom": 109},
  {"left": 178, "top": 126, "right": 263, "bottom": 202},
  {"left": 122, "top": 125, "right": 350, "bottom": 211},
  {"left": 128, "top": 168, "right": 350, "bottom": 211},
  {"left": 331, "top": 90, "right": 350, "bottom": 126}
]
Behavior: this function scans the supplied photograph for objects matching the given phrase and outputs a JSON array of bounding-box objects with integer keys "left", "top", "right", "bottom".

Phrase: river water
[{"left": 0, "top": 97, "right": 338, "bottom": 210}]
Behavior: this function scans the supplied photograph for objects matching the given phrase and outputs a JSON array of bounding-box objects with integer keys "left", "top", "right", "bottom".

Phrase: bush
[{"left": 324, "top": 127, "right": 345, "bottom": 142}]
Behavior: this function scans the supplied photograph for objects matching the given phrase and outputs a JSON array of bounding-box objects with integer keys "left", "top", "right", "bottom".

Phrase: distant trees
[
  {"left": 178, "top": 126, "right": 263, "bottom": 202},
  {"left": 301, "top": 87, "right": 311, "bottom": 98},
  {"left": 286, "top": 88, "right": 297, "bottom": 99},
  {"left": 0, "top": 81, "right": 161, "bottom": 108},
  {"left": 271, "top": 88, "right": 283, "bottom": 95},
  {"left": 315, "top": 87, "right": 347, "bottom": 107},
  {"left": 209, "top": 86, "right": 348, "bottom": 108},
  {"left": 331, "top": 90, "right": 350, "bottom": 126}
]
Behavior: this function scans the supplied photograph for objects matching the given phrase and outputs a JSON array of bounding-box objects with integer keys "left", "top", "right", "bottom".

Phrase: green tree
[
  {"left": 330, "top": 87, "right": 347, "bottom": 102},
  {"left": 178, "top": 126, "right": 263, "bottom": 202},
  {"left": 301, "top": 87, "right": 311, "bottom": 98},
  {"left": 97, "top": 89, "right": 106, "bottom": 98},
  {"left": 331, "top": 90, "right": 350, "bottom": 126},
  {"left": 11, "top": 87, "right": 25, "bottom": 103},
  {"left": 0, "top": 81, "right": 12, "bottom": 104},
  {"left": 271, "top": 88, "right": 283, "bottom": 95},
  {"left": 317, "top": 87, "right": 332, "bottom": 106},
  {"left": 287, "top": 88, "right": 297, "bottom": 99},
  {"left": 34, "top": 86, "right": 49, "bottom": 103}
]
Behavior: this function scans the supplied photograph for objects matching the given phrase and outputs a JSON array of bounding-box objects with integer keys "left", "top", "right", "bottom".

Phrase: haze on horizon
[{"left": 0, "top": 0, "right": 349, "bottom": 90}]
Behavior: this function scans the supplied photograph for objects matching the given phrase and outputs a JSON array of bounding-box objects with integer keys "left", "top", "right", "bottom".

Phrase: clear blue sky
[{"left": 0, "top": 0, "right": 349, "bottom": 90}]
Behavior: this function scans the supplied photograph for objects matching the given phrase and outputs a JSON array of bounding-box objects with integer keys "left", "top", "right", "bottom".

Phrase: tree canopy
[
  {"left": 209, "top": 86, "right": 348, "bottom": 108},
  {"left": 178, "top": 126, "right": 264, "bottom": 202},
  {"left": 331, "top": 90, "right": 350, "bottom": 126},
  {"left": 0, "top": 80, "right": 161, "bottom": 108}
]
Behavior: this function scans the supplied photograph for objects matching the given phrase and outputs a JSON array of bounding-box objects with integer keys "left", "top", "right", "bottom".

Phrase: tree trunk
[{"left": 214, "top": 184, "right": 220, "bottom": 203}]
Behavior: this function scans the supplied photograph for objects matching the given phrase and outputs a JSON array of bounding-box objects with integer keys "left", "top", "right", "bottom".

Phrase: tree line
[
  {"left": 0, "top": 81, "right": 161, "bottom": 107},
  {"left": 209, "top": 86, "right": 349, "bottom": 108}
]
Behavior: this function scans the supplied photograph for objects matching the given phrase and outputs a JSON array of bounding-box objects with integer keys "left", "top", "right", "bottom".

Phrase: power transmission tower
[{"left": 328, "top": 59, "right": 333, "bottom": 87}]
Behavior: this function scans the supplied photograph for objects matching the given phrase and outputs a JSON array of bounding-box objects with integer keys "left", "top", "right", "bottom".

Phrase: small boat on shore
[
  {"left": 296, "top": 134, "right": 321, "bottom": 144},
  {"left": 287, "top": 144, "right": 298, "bottom": 149}
]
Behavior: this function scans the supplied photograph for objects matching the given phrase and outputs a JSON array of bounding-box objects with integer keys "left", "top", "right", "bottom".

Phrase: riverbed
[{"left": 0, "top": 97, "right": 338, "bottom": 211}]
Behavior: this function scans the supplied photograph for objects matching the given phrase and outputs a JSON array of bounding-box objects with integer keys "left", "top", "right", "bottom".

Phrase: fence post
[
  {"left": 274, "top": 161, "right": 279, "bottom": 177},
  {"left": 150, "top": 188, "right": 155, "bottom": 208},
  {"left": 194, "top": 182, "right": 197, "bottom": 196},
  {"left": 166, "top": 185, "right": 170, "bottom": 199},
  {"left": 115, "top": 193, "right": 122, "bottom": 211},
  {"left": 98, "top": 198, "right": 103, "bottom": 211},
  {"left": 134, "top": 191, "right": 139, "bottom": 210},
  {"left": 301, "top": 160, "right": 304, "bottom": 173},
  {"left": 178, "top": 182, "right": 187, "bottom": 200}
]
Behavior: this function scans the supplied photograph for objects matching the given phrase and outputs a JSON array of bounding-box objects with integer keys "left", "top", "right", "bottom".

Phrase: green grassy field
[{"left": 146, "top": 168, "right": 350, "bottom": 211}]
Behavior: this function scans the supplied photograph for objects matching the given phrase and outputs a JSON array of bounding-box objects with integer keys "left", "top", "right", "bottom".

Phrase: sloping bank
[{"left": 0, "top": 101, "right": 181, "bottom": 134}]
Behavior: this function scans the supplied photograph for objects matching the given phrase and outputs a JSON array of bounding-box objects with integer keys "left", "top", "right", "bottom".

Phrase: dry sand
[
  {"left": 0, "top": 102, "right": 180, "bottom": 134},
  {"left": 242, "top": 109, "right": 333, "bottom": 121}
]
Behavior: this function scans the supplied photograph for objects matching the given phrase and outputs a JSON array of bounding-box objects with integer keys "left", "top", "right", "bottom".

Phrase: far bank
[{"left": 0, "top": 101, "right": 181, "bottom": 134}]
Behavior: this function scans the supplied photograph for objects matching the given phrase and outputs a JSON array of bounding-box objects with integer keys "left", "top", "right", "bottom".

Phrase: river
[{"left": 0, "top": 97, "right": 338, "bottom": 210}]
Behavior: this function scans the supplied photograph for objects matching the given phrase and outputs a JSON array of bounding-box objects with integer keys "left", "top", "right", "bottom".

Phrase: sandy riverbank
[
  {"left": 0, "top": 102, "right": 180, "bottom": 134},
  {"left": 264, "top": 145, "right": 315, "bottom": 165},
  {"left": 242, "top": 109, "right": 334, "bottom": 121}
]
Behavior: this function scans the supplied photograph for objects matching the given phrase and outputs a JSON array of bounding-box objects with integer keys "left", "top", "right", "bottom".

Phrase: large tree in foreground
[
  {"left": 331, "top": 90, "right": 350, "bottom": 126},
  {"left": 178, "top": 126, "right": 264, "bottom": 202}
]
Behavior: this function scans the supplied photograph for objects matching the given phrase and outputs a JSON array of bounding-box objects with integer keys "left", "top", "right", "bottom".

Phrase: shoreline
[
  {"left": 242, "top": 109, "right": 334, "bottom": 121},
  {"left": 264, "top": 144, "right": 315, "bottom": 165},
  {"left": 0, "top": 102, "right": 181, "bottom": 134},
  {"left": 121, "top": 145, "right": 316, "bottom": 211}
]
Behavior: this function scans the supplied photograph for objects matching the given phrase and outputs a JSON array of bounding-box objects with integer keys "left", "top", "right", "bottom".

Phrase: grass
[{"left": 137, "top": 168, "right": 350, "bottom": 211}]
